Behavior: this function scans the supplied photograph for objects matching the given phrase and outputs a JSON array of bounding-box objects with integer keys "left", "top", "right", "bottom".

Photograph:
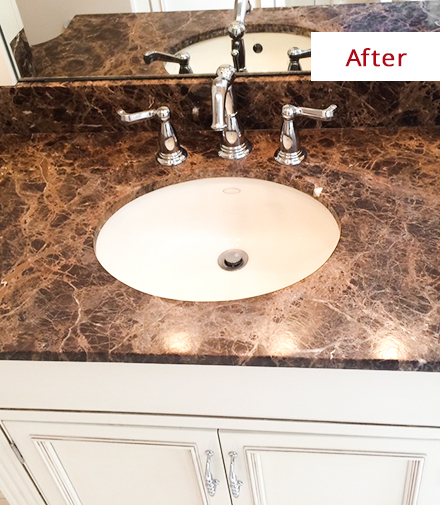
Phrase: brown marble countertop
[
  {"left": 1, "top": 126, "right": 440, "bottom": 370},
  {"left": 29, "top": 1, "right": 440, "bottom": 79}
]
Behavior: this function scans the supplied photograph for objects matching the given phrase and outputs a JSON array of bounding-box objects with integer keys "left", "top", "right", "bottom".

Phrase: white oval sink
[
  {"left": 165, "top": 32, "right": 311, "bottom": 74},
  {"left": 95, "top": 178, "right": 340, "bottom": 302}
]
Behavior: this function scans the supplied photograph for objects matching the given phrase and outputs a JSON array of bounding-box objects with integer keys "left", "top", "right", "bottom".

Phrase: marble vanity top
[
  {"left": 0, "top": 126, "right": 439, "bottom": 370},
  {"left": 30, "top": 1, "right": 440, "bottom": 78}
]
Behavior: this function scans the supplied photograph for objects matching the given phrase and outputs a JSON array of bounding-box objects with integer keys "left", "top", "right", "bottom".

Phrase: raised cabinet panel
[
  {"left": 2, "top": 421, "right": 228, "bottom": 505},
  {"left": 219, "top": 430, "right": 440, "bottom": 505}
]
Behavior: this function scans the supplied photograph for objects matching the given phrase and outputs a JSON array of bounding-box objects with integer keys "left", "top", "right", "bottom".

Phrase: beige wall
[{"left": 15, "top": 0, "right": 132, "bottom": 45}]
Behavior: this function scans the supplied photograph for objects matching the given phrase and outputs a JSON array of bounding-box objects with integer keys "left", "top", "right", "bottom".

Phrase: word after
[{"left": 346, "top": 48, "right": 407, "bottom": 67}]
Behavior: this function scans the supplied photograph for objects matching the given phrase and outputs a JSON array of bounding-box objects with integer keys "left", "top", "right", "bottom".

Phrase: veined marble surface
[
  {"left": 29, "top": 1, "right": 440, "bottom": 79},
  {"left": 0, "top": 127, "right": 439, "bottom": 370},
  {"left": 1, "top": 77, "right": 440, "bottom": 136}
]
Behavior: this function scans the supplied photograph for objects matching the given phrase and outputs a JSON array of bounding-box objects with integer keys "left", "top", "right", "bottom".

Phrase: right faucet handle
[
  {"left": 288, "top": 47, "right": 311, "bottom": 71},
  {"left": 282, "top": 103, "right": 337, "bottom": 121},
  {"left": 274, "top": 103, "right": 337, "bottom": 166}
]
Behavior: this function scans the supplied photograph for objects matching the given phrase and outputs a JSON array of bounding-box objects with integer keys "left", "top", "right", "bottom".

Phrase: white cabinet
[
  {"left": 220, "top": 429, "right": 440, "bottom": 505},
  {"left": 3, "top": 412, "right": 440, "bottom": 505},
  {"left": 2, "top": 419, "right": 229, "bottom": 505}
]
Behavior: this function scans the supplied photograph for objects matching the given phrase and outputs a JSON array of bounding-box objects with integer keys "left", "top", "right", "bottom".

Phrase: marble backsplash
[
  {"left": 10, "top": 29, "right": 35, "bottom": 79},
  {"left": 1, "top": 77, "right": 440, "bottom": 136}
]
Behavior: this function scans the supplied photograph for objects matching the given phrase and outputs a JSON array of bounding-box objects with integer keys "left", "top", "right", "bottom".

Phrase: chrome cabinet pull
[
  {"left": 205, "top": 450, "right": 220, "bottom": 497},
  {"left": 228, "top": 451, "right": 243, "bottom": 498}
]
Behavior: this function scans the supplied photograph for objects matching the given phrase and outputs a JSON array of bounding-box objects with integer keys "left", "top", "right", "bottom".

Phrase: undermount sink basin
[
  {"left": 165, "top": 32, "right": 311, "bottom": 75},
  {"left": 95, "top": 178, "right": 340, "bottom": 302}
]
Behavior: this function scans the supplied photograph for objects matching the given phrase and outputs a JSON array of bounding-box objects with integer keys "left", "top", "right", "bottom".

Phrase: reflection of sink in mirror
[
  {"left": 95, "top": 177, "right": 340, "bottom": 302},
  {"left": 165, "top": 33, "right": 311, "bottom": 74}
]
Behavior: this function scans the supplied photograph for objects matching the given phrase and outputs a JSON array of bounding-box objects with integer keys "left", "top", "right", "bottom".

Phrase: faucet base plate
[
  {"left": 218, "top": 139, "right": 252, "bottom": 160},
  {"left": 157, "top": 147, "right": 188, "bottom": 166},
  {"left": 274, "top": 148, "right": 306, "bottom": 166}
]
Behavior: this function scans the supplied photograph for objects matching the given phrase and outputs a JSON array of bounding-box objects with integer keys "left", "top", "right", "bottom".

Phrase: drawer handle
[
  {"left": 205, "top": 450, "right": 220, "bottom": 497},
  {"left": 228, "top": 451, "right": 243, "bottom": 498}
]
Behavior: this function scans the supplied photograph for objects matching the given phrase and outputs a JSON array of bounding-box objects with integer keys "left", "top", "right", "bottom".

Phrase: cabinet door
[
  {"left": 219, "top": 429, "right": 440, "bottom": 505},
  {"left": 3, "top": 419, "right": 229, "bottom": 505}
]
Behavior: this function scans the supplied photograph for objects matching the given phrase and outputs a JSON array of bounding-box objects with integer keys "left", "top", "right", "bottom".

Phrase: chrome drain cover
[{"left": 218, "top": 249, "right": 249, "bottom": 271}]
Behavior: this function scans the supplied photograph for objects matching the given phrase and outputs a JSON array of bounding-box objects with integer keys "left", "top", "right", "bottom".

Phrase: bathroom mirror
[{"left": 0, "top": 0, "right": 418, "bottom": 82}]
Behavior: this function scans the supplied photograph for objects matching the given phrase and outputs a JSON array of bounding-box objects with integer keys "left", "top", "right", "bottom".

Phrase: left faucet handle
[
  {"left": 118, "top": 106, "right": 188, "bottom": 166},
  {"left": 144, "top": 51, "right": 193, "bottom": 74},
  {"left": 118, "top": 108, "right": 157, "bottom": 123}
]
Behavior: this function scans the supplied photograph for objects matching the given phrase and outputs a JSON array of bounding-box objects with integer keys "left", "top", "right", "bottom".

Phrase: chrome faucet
[
  {"left": 228, "top": 0, "right": 253, "bottom": 72},
  {"left": 234, "top": 0, "right": 253, "bottom": 23},
  {"left": 274, "top": 104, "right": 337, "bottom": 166},
  {"left": 288, "top": 47, "right": 311, "bottom": 72},
  {"left": 211, "top": 65, "right": 252, "bottom": 160},
  {"left": 118, "top": 106, "right": 187, "bottom": 166}
]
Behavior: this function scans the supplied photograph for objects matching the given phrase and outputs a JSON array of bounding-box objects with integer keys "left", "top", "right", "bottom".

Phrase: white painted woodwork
[
  {"left": 1, "top": 362, "right": 440, "bottom": 428},
  {"left": 2, "top": 420, "right": 229, "bottom": 505},
  {"left": 0, "top": 421, "right": 45, "bottom": 505},
  {"left": 3, "top": 411, "right": 440, "bottom": 505},
  {"left": 149, "top": 0, "right": 163, "bottom": 11},
  {"left": 0, "top": 0, "right": 23, "bottom": 43},
  {"left": 219, "top": 429, "right": 440, "bottom": 505},
  {"left": 0, "top": 33, "right": 17, "bottom": 85},
  {"left": 162, "top": 0, "right": 241, "bottom": 11},
  {"left": 0, "top": 0, "right": 21, "bottom": 84},
  {"left": 130, "top": 0, "right": 152, "bottom": 12},
  {"left": 1, "top": 362, "right": 440, "bottom": 505}
]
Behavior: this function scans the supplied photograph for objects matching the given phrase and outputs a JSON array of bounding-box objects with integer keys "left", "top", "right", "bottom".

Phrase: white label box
[{"left": 311, "top": 32, "right": 440, "bottom": 81}]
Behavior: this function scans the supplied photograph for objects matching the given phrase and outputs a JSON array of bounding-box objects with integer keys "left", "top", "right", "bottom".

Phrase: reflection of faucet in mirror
[
  {"left": 211, "top": 64, "right": 252, "bottom": 160},
  {"left": 228, "top": 0, "right": 253, "bottom": 72},
  {"left": 288, "top": 47, "right": 311, "bottom": 72},
  {"left": 144, "top": 51, "right": 193, "bottom": 74}
]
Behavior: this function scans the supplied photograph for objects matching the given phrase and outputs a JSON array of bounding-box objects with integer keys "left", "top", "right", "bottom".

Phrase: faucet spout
[
  {"left": 211, "top": 65, "right": 252, "bottom": 160},
  {"left": 211, "top": 79, "right": 229, "bottom": 131},
  {"left": 211, "top": 65, "right": 236, "bottom": 131},
  {"left": 228, "top": 0, "right": 252, "bottom": 72},
  {"left": 234, "top": 0, "right": 252, "bottom": 23}
]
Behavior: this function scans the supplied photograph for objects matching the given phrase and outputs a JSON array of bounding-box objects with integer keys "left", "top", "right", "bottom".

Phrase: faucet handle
[
  {"left": 118, "top": 106, "right": 187, "bottom": 166},
  {"left": 274, "top": 103, "right": 337, "bottom": 166},
  {"left": 144, "top": 51, "right": 192, "bottom": 74},
  {"left": 282, "top": 104, "right": 337, "bottom": 121},
  {"left": 215, "top": 64, "right": 237, "bottom": 81},
  {"left": 288, "top": 47, "right": 311, "bottom": 71}
]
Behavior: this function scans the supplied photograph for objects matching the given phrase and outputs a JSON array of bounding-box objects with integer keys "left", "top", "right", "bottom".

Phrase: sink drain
[{"left": 218, "top": 249, "right": 249, "bottom": 271}]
